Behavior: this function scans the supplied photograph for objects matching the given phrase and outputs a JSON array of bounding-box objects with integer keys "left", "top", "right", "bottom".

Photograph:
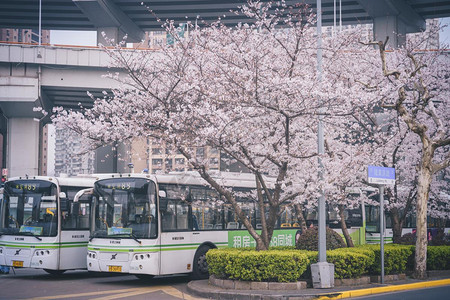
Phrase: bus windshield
[
  {"left": 1, "top": 180, "right": 58, "bottom": 237},
  {"left": 93, "top": 178, "right": 157, "bottom": 239}
]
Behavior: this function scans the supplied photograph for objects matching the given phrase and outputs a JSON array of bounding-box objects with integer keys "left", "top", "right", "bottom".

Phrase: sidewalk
[{"left": 187, "top": 271, "right": 450, "bottom": 300}]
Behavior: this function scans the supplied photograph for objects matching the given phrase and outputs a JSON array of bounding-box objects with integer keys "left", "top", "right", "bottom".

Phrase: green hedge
[
  {"left": 206, "top": 245, "right": 450, "bottom": 282},
  {"left": 427, "top": 246, "right": 450, "bottom": 270},
  {"left": 359, "top": 244, "right": 414, "bottom": 275},
  {"left": 298, "top": 248, "right": 375, "bottom": 279},
  {"left": 206, "top": 248, "right": 310, "bottom": 282},
  {"left": 328, "top": 248, "right": 375, "bottom": 279}
]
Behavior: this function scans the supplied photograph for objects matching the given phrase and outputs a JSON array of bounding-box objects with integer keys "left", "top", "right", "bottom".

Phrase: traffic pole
[{"left": 379, "top": 185, "right": 384, "bottom": 284}]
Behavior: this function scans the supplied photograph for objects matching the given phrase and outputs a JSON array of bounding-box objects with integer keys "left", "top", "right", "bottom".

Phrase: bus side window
[
  {"left": 61, "top": 189, "right": 91, "bottom": 230},
  {"left": 162, "top": 200, "right": 176, "bottom": 231},
  {"left": 190, "top": 187, "right": 222, "bottom": 230}
]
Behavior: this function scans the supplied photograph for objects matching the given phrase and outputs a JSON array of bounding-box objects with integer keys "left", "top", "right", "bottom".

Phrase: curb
[
  {"left": 187, "top": 280, "right": 318, "bottom": 300},
  {"left": 316, "top": 278, "right": 450, "bottom": 299}
]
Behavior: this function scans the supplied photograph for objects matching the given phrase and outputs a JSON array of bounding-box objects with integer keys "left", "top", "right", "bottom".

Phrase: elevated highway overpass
[{"left": 0, "top": 43, "right": 121, "bottom": 176}]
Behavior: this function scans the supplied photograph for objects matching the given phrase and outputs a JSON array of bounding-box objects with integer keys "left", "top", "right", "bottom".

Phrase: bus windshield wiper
[
  {"left": 128, "top": 233, "right": 142, "bottom": 245},
  {"left": 89, "top": 232, "right": 99, "bottom": 241},
  {"left": 18, "top": 232, "right": 42, "bottom": 241}
]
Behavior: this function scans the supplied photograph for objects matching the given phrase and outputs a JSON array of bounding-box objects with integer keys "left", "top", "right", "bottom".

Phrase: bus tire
[
  {"left": 191, "top": 245, "right": 211, "bottom": 280},
  {"left": 43, "top": 269, "right": 66, "bottom": 276}
]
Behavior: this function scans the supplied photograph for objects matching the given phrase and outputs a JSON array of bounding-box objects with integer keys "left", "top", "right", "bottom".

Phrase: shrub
[
  {"left": 429, "top": 230, "right": 450, "bottom": 246},
  {"left": 397, "top": 232, "right": 416, "bottom": 245},
  {"left": 427, "top": 246, "right": 450, "bottom": 270},
  {"left": 360, "top": 244, "right": 414, "bottom": 275},
  {"left": 296, "top": 227, "right": 346, "bottom": 251},
  {"left": 206, "top": 245, "right": 449, "bottom": 283},
  {"left": 327, "top": 248, "right": 375, "bottom": 279},
  {"left": 206, "top": 248, "right": 310, "bottom": 282},
  {"left": 299, "top": 248, "right": 374, "bottom": 279}
]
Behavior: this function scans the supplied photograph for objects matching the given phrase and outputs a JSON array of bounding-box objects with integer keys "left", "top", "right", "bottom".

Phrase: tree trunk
[
  {"left": 390, "top": 208, "right": 403, "bottom": 244},
  {"left": 414, "top": 146, "right": 434, "bottom": 279},
  {"left": 338, "top": 204, "right": 354, "bottom": 247},
  {"left": 294, "top": 203, "right": 308, "bottom": 232}
]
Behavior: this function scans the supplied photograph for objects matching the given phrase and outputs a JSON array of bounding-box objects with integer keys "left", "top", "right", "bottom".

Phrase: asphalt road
[
  {"left": 355, "top": 285, "right": 450, "bottom": 300},
  {"left": 0, "top": 268, "right": 204, "bottom": 300}
]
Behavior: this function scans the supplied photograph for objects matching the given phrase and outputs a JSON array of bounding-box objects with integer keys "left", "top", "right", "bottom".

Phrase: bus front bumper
[{"left": 87, "top": 250, "right": 159, "bottom": 275}]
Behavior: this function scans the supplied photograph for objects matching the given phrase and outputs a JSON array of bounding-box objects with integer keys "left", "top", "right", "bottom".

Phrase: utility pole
[{"left": 311, "top": 0, "right": 335, "bottom": 288}]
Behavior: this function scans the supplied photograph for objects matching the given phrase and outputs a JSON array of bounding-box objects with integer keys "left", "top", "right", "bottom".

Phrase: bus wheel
[
  {"left": 135, "top": 274, "right": 154, "bottom": 280},
  {"left": 192, "top": 245, "right": 211, "bottom": 280},
  {"left": 43, "top": 269, "right": 66, "bottom": 276}
]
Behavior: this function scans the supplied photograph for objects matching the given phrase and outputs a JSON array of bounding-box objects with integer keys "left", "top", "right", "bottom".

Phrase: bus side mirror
[
  {"left": 59, "top": 192, "right": 68, "bottom": 211},
  {"left": 159, "top": 190, "right": 166, "bottom": 198}
]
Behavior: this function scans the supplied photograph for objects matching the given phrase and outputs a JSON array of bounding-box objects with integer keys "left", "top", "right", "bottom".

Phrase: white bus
[
  {"left": 86, "top": 172, "right": 301, "bottom": 279},
  {"left": 0, "top": 175, "right": 96, "bottom": 275}
]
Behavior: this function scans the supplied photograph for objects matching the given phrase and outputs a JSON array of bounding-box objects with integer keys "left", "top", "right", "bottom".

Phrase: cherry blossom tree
[
  {"left": 355, "top": 29, "right": 450, "bottom": 278},
  {"left": 53, "top": 1, "right": 371, "bottom": 251}
]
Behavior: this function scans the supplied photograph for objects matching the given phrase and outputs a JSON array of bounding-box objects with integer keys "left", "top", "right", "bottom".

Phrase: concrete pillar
[
  {"left": 97, "top": 27, "right": 120, "bottom": 46},
  {"left": 373, "top": 16, "right": 407, "bottom": 48},
  {"left": 7, "top": 118, "right": 40, "bottom": 177}
]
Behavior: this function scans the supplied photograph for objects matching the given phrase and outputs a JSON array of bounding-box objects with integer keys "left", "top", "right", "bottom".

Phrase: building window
[
  {"left": 152, "top": 148, "right": 162, "bottom": 155},
  {"left": 196, "top": 148, "right": 204, "bottom": 158},
  {"left": 152, "top": 159, "right": 163, "bottom": 166},
  {"left": 165, "top": 158, "right": 173, "bottom": 169}
]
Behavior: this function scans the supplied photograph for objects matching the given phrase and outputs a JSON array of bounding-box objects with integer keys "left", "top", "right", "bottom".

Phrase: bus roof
[
  {"left": 6, "top": 175, "right": 97, "bottom": 188},
  {"left": 92, "top": 171, "right": 276, "bottom": 189}
]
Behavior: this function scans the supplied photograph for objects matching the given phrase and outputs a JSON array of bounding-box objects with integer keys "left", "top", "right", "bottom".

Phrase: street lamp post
[{"left": 310, "top": 0, "right": 335, "bottom": 288}]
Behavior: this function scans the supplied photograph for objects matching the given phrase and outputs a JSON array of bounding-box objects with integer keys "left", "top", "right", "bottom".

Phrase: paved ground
[
  {"left": 0, "top": 268, "right": 205, "bottom": 300},
  {"left": 187, "top": 271, "right": 450, "bottom": 300},
  {"left": 1, "top": 268, "right": 449, "bottom": 300}
]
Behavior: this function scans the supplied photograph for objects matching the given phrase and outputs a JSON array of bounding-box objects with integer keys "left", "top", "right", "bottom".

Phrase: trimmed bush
[
  {"left": 206, "top": 245, "right": 450, "bottom": 284},
  {"left": 296, "top": 227, "right": 346, "bottom": 251},
  {"left": 359, "top": 244, "right": 414, "bottom": 275},
  {"left": 298, "top": 248, "right": 374, "bottom": 279},
  {"left": 429, "top": 230, "right": 450, "bottom": 246},
  {"left": 206, "top": 248, "right": 310, "bottom": 282},
  {"left": 427, "top": 246, "right": 450, "bottom": 270},
  {"left": 397, "top": 232, "right": 416, "bottom": 245},
  {"left": 328, "top": 248, "right": 375, "bottom": 279}
]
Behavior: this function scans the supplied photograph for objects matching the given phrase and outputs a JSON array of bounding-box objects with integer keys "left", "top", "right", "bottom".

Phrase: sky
[{"left": 440, "top": 17, "right": 450, "bottom": 45}]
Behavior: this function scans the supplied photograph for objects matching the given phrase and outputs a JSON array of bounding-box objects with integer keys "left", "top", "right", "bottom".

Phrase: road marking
[
  {"left": 161, "top": 286, "right": 205, "bottom": 300},
  {"left": 29, "top": 286, "right": 204, "bottom": 300},
  {"left": 29, "top": 288, "right": 137, "bottom": 300},
  {"left": 92, "top": 287, "right": 164, "bottom": 300},
  {"left": 317, "top": 278, "right": 450, "bottom": 299}
]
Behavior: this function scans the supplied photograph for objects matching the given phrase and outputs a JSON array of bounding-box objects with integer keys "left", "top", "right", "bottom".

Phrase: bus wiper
[
  {"left": 89, "top": 232, "right": 98, "bottom": 242},
  {"left": 18, "top": 232, "right": 42, "bottom": 241},
  {"left": 129, "top": 233, "right": 142, "bottom": 245}
]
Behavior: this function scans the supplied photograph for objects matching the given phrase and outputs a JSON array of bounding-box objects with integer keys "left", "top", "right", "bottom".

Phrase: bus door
[
  {"left": 159, "top": 184, "right": 192, "bottom": 275},
  {"left": 59, "top": 188, "right": 92, "bottom": 270}
]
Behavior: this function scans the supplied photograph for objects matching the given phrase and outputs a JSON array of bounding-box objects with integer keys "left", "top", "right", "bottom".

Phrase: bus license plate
[
  {"left": 108, "top": 265, "right": 122, "bottom": 272},
  {"left": 12, "top": 260, "right": 23, "bottom": 267}
]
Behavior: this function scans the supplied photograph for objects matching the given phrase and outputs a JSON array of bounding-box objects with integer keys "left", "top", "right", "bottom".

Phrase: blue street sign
[{"left": 368, "top": 165, "right": 396, "bottom": 185}]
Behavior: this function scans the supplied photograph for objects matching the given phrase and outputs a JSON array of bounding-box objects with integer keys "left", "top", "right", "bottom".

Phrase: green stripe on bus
[
  {"left": 88, "top": 241, "right": 228, "bottom": 252},
  {"left": 88, "top": 244, "right": 159, "bottom": 249},
  {"left": 0, "top": 242, "right": 88, "bottom": 249},
  {"left": 88, "top": 247, "right": 160, "bottom": 253}
]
